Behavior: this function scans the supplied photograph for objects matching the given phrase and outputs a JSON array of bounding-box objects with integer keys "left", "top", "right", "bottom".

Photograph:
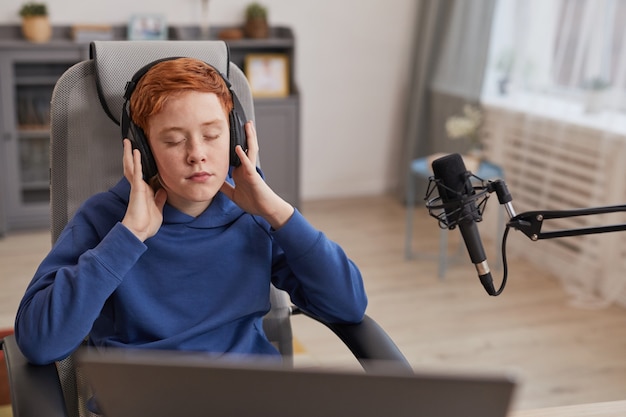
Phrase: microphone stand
[{"left": 425, "top": 176, "right": 626, "bottom": 296}]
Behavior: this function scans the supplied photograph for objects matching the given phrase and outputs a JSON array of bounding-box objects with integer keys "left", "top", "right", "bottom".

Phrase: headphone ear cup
[
  {"left": 128, "top": 122, "right": 158, "bottom": 180},
  {"left": 229, "top": 109, "right": 247, "bottom": 167}
]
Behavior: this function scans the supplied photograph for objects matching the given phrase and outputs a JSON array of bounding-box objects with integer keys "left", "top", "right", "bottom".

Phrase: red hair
[{"left": 129, "top": 57, "right": 233, "bottom": 131}]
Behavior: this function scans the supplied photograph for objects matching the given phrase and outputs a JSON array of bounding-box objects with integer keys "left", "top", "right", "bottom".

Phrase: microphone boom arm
[
  {"left": 487, "top": 178, "right": 626, "bottom": 240},
  {"left": 508, "top": 205, "right": 626, "bottom": 241}
]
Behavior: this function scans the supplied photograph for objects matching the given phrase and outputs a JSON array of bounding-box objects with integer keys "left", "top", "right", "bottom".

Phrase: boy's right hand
[{"left": 121, "top": 138, "right": 167, "bottom": 242}]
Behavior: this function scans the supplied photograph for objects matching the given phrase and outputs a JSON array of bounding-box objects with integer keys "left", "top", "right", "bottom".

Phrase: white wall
[{"left": 1, "top": 0, "right": 417, "bottom": 200}]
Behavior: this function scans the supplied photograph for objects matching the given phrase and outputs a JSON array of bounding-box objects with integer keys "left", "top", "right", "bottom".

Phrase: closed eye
[
  {"left": 164, "top": 136, "right": 186, "bottom": 145},
  {"left": 202, "top": 128, "right": 223, "bottom": 140}
]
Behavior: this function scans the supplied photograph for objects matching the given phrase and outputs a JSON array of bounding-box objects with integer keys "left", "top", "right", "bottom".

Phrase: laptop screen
[{"left": 78, "top": 349, "right": 516, "bottom": 417}]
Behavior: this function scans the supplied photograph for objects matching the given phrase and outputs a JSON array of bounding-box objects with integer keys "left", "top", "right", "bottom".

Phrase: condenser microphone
[{"left": 431, "top": 153, "right": 496, "bottom": 295}]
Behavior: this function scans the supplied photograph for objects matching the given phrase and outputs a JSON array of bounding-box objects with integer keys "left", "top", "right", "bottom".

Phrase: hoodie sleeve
[
  {"left": 269, "top": 209, "right": 367, "bottom": 324},
  {"left": 14, "top": 198, "right": 146, "bottom": 365}
]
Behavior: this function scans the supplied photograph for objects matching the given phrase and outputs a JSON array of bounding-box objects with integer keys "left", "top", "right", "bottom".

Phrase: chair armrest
[
  {"left": 1, "top": 335, "right": 69, "bottom": 417},
  {"left": 263, "top": 286, "right": 294, "bottom": 365},
  {"left": 296, "top": 310, "right": 413, "bottom": 373}
]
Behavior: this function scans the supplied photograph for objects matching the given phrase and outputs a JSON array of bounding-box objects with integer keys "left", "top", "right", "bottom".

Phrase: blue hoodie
[{"left": 15, "top": 178, "right": 367, "bottom": 365}]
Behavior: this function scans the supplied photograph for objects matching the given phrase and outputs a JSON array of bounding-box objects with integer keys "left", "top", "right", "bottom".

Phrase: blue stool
[{"left": 404, "top": 155, "right": 505, "bottom": 278}]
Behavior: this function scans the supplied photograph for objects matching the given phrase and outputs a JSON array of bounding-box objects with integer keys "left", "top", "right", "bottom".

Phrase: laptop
[{"left": 78, "top": 349, "right": 516, "bottom": 417}]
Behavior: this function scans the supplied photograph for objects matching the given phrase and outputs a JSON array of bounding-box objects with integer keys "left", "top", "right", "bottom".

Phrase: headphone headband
[{"left": 121, "top": 57, "right": 248, "bottom": 181}]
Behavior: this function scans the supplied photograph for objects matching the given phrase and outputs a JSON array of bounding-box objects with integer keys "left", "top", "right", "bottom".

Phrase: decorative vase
[
  {"left": 244, "top": 17, "right": 268, "bottom": 38},
  {"left": 21, "top": 16, "right": 51, "bottom": 43}
]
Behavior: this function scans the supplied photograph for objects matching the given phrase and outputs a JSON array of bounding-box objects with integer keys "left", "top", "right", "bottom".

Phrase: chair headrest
[{"left": 90, "top": 40, "right": 230, "bottom": 125}]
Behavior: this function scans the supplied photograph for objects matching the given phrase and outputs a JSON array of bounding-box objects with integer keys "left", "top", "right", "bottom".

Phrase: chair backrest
[{"left": 48, "top": 40, "right": 292, "bottom": 417}]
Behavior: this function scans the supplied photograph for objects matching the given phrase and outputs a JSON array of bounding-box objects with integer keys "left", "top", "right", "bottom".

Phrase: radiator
[{"left": 482, "top": 104, "right": 626, "bottom": 307}]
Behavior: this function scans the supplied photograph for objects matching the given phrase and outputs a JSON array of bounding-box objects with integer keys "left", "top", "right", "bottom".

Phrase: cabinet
[
  {"left": 0, "top": 25, "right": 299, "bottom": 235},
  {"left": 254, "top": 97, "right": 299, "bottom": 208},
  {"left": 0, "top": 39, "right": 90, "bottom": 235}
]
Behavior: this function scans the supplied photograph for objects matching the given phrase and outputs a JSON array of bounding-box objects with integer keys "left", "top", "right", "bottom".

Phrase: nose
[{"left": 186, "top": 138, "right": 207, "bottom": 165}]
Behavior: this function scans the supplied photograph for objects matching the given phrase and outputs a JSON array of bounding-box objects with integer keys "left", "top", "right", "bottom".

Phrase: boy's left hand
[{"left": 220, "top": 121, "right": 294, "bottom": 229}]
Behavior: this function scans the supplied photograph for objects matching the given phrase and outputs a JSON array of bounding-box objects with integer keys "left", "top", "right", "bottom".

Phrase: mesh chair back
[{"left": 50, "top": 59, "right": 120, "bottom": 243}]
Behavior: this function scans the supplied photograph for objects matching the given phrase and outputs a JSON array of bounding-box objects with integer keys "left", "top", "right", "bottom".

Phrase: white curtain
[{"left": 481, "top": 0, "right": 626, "bottom": 308}]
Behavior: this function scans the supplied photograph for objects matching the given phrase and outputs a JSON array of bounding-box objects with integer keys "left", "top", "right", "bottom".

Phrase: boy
[{"left": 15, "top": 57, "right": 367, "bottom": 365}]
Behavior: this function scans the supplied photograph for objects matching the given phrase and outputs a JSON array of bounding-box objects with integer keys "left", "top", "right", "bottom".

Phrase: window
[{"left": 483, "top": 0, "right": 626, "bottom": 112}]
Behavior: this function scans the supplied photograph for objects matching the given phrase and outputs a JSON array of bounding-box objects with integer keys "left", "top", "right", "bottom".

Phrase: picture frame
[
  {"left": 128, "top": 14, "right": 167, "bottom": 41},
  {"left": 244, "top": 54, "right": 290, "bottom": 98}
]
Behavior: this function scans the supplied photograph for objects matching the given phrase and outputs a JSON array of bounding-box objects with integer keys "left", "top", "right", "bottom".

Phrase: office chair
[{"left": 2, "top": 40, "right": 410, "bottom": 417}]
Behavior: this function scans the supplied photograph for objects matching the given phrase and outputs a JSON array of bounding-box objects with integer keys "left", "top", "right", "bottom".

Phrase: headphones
[{"left": 121, "top": 57, "right": 248, "bottom": 181}]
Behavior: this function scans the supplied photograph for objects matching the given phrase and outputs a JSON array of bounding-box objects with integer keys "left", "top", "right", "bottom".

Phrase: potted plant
[
  {"left": 244, "top": 2, "right": 269, "bottom": 39},
  {"left": 19, "top": 2, "right": 51, "bottom": 43}
]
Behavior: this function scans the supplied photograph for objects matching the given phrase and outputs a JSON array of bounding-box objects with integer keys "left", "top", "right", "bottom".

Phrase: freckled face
[{"left": 146, "top": 91, "right": 231, "bottom": 217}]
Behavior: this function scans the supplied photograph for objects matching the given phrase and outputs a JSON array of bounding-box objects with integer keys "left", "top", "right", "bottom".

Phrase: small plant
[
  {"left": 19, "top": 1, "right": 51, "bottom": 42},
  {"left": 582, "top": 77, "right": 611, "bottom": 91},
  {"left": 19, "top": 2, "right": 47, "bottom": 17},
  {"left": 244, "top": 2, "right": 268, "bottom": 38},
  {"left": 245, "top": 2, "right": 267, "bottom": 20}
]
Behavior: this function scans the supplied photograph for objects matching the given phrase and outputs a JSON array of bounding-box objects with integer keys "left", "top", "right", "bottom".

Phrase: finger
[
  {"left": 235, "top": 145, "right": 256, "bottom": 171},
  {"left": 132, "top": 148, "right": 144, "bottom": 184},
  {"left": 235, "top": 145, "right": 252, "bottom": 166},
  {"left": 123, "top": 139, "right": 134, "bottom": 180},
  {"left": 244, "top": 121, "right": 259, "bottom": 162}
]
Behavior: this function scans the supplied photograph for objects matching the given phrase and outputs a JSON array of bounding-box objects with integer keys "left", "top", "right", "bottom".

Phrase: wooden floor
[{"left": 2, "top": 195, "right": 626, "bottom": 412}]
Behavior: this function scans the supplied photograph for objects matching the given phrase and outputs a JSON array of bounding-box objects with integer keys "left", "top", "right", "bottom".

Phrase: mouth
[{"left": 187, "top": 172, "right": 212, "bottom": 182}]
